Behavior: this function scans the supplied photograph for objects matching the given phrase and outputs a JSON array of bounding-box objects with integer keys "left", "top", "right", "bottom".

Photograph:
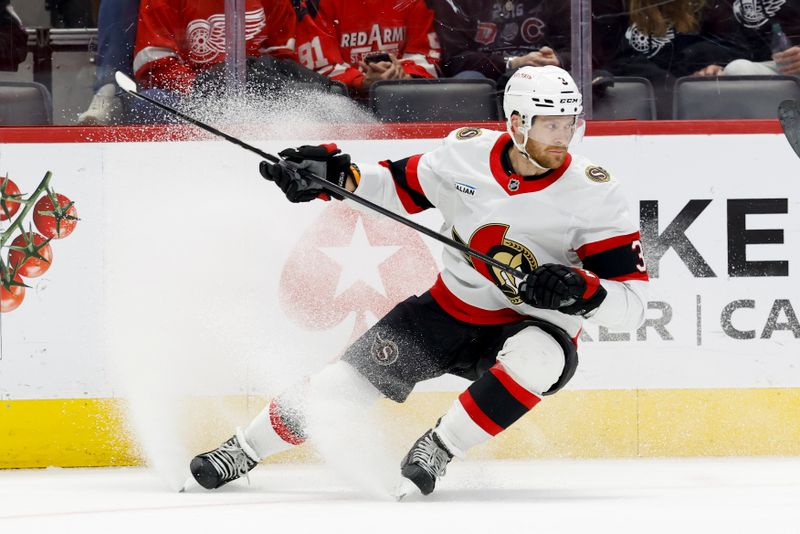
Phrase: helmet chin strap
[{"left": 506, "top": 121, "right": 549, "bottom": 171}]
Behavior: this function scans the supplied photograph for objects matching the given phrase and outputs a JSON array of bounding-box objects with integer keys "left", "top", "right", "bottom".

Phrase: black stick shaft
[{"left": 120, "top": 88, "right": 527, "bottom": 279}]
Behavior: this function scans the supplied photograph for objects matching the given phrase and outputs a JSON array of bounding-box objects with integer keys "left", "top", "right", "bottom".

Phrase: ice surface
[{"left": 2, "top": 457, "right": 800, "bottom": 533}]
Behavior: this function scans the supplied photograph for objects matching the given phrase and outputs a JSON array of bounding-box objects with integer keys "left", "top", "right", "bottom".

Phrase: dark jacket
[
  {"left": 592, "top": 0, "right": 745, "bottom": 78},
  {"left": 591, "top": 0, "right": 746, "bottom": 118},
  {"left": 702, "top": 0, "right": 800, "bottom": 62},
  {"left": 428, "top": 0, "right": 571, "bottom": 79}
]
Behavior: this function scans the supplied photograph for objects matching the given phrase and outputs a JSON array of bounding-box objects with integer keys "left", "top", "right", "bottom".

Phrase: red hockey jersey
[
  {"left": 292, "top": 0, "right": 440, "bottom": 90},
  {"left": 134, "top": 0, "right": 297, "bottom": 93}
]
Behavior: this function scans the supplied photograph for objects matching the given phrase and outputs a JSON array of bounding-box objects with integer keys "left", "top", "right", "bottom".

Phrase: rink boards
[{"left": 1, "top": 120, "right": 799, "bottom": 468}]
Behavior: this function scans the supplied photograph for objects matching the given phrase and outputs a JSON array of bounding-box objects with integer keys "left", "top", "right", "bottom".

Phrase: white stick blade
[{"left": 115, "top": 71, "right": 138, "bottom": 94}]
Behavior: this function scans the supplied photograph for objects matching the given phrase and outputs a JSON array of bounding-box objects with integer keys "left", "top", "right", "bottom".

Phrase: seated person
[
  {"left": 701, "top": 0, "right": 800, "bottom": 77},
  {"left": 428, "top": 0, "right": 570, "bottom": 88},
  {"left": 592, "top": 0, "right": 744, "bottom": 118},
  {"left": 78, "top": 0, "right": 140, "bottom": 125},
  {"left": 291, "top": 0, "right": 440, "bottom": 97},
  {"left": 133, "top": 0, "right": 326, "bottom": 121}
]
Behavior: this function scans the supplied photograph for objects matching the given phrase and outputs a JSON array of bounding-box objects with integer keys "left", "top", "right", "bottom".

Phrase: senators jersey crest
[{"left": 454, "top": 224, "right": 538, "bottom": 305}]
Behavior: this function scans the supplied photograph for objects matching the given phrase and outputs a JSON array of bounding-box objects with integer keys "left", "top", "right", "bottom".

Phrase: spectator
[
  {"left": 592, "top": 0, "right": 744, "bottom": 118},
  {"left": 78, "top": 0, "right": 140, "bottom": 125},
  {"left": 0, "top": 0, "right": 27, "bottom": 72},
  {"left": 701, "top": 0, "right": 800, "bottom": 76},
  {"left": 292, "top": 0, "right": 440, "bottom": 97},
  {"left": 133, "top": 0, "right": 328, "bottom": 122},
  {"left": 428, "top": 0, "right": 570, "bottom": 88}
]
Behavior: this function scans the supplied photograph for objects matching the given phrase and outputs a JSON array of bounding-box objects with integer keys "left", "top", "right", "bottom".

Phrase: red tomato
[
  {"left": 33, "top": 192, "right": 78, "bottom": 239},
  {"left": 0, "top": 177, "right": 22, "bottom": 221},
  {"left": 1, "top": 273, "right": 25, "bottom": 313},
  {"left": 8, "top": 232, "right": 52, "bottom": 278}
]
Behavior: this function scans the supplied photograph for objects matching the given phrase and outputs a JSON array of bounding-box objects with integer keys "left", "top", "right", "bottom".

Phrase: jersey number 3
[{"left": 632, "top": 239, "right": 646, "bottom": 272}]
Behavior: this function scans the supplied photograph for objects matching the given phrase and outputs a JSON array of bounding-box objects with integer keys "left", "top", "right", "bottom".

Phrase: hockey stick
[
  {"left": 114, "top": 71, "right": 527, "bottom": 280},
  {"left": 778, "top": 99, "right": 800, "bottom": 159}
]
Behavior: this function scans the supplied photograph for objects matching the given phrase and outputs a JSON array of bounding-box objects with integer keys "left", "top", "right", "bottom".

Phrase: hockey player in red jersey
[
  {"left": 291, "top": 0, "right": 440, "bottom": 94},
  {"left": 133, "top": 0, "right": 298, "bottom": 94},
  {"left": 190, "top": 65, "right": 649, "bottom": 497}
]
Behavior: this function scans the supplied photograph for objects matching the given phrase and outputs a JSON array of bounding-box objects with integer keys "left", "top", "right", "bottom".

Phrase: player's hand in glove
[
  {"left": 259, "top": 144, "right": 354, "bottom": 203},
  {"left": 518, "top": 263, "right": 607, "bottom": 316}
]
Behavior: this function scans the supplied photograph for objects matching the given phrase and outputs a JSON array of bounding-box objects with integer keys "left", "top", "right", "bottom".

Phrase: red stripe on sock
[
  {"left": 269, "top": 399, "right": 305, "bottom": 445},
  {"left": 489, "top": 363, "right": 542, "bottom": 410},
  {"left": 458, "top": 390, "right": 503, "bottom": 436}
]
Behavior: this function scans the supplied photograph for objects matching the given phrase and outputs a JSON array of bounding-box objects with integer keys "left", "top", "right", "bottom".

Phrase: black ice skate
[
  {"left": 190, "top": 429, "right": 259, "bottom": 490},
  {"left": 398, "top": 428, "right": 454, "bottom": 497}
]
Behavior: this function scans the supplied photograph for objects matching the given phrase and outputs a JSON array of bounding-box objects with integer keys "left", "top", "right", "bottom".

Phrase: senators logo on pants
[{"left": 371, "top": 333, "right": 399, "bottom": 366}]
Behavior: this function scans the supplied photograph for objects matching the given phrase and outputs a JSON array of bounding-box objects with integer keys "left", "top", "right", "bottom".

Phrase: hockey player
[{"left": 190, "top": 65, "right": 649, "bottom": 497}]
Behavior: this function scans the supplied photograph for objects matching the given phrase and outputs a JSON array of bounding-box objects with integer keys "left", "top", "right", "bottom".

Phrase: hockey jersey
[
  {"left": 350, "top": 127, "right": 648, "bottom": 339},
  {"left": 134, "top": 0, "right": 297, "bottom": 93},
  {"left": 291, "top": 0, "right": 440, "bottom": 90}
]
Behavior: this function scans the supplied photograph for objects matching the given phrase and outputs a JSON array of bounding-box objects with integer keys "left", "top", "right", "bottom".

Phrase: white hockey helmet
[{"left": 503, "top": 66, "right": 584, "bottom": 163}]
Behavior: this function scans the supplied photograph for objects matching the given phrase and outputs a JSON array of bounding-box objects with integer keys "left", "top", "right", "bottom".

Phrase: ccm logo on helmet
[{"left": 560, "top": 98, "right": 579, "bottom": 103}]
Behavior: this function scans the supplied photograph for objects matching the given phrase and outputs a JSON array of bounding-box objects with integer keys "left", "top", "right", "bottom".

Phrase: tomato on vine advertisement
[{"left": 0, "top": 172, "right": 79, "bottom": 313}]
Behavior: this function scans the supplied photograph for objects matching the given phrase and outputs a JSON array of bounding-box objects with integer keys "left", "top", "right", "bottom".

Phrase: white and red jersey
[
  {"left": 292, "top": 0, "right": 440, "bottom": 90},
  {"left": 133, "top": 0, "right": 297, "bottom": 93},
  {"left": 350, "top": 127, "right": 649, "bottom": 339}
]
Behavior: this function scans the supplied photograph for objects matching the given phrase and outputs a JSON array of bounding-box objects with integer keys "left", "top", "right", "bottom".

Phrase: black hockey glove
[
  {"left": 259, "top": 144, "right": 352, "bottom": 203},
  {"left": 518, "top": 263, "right": 607, "bottom": 316}
]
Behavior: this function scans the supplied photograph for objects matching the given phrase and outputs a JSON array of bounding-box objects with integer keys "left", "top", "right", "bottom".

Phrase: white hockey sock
[
  {"left": 436, "top": 359, "right": 546, "bottom": 457},
  {"left": 243, "top": 402, "right": 298, "bottom": 460},
  {"left": 434, "top": 399, "right": 493, "bottom": 458},
  {"left": 244, "top": 362, "right": 380, "bottom": 460}
]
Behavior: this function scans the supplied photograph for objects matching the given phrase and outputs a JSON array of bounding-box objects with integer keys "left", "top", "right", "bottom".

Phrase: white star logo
[{"left": 319, "top": 217, "right": 400, "bottom": 297}]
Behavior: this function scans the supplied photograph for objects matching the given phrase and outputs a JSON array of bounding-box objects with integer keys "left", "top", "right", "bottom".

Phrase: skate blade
[
  {"left": 393, "top": 478, "right": 420, "bottom": 501},
  {"left": 178, "top": 476, "right": 194, "bottom": 493}
]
